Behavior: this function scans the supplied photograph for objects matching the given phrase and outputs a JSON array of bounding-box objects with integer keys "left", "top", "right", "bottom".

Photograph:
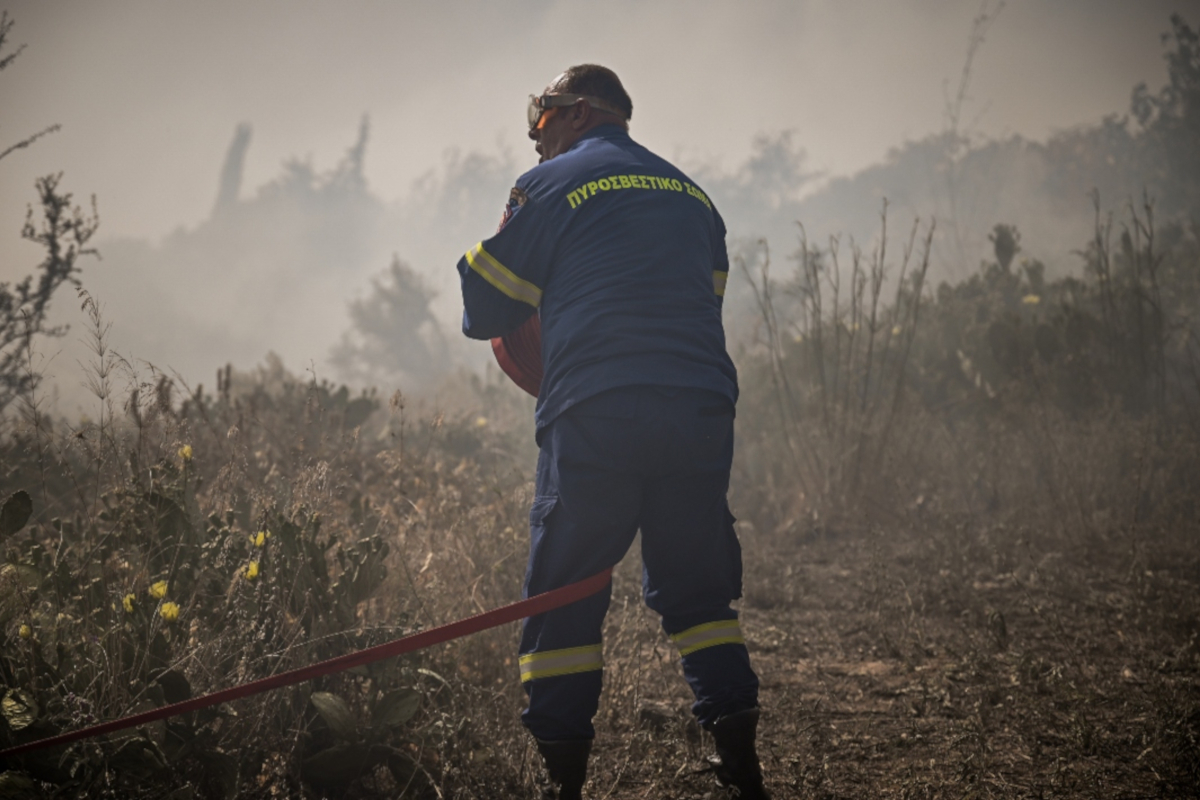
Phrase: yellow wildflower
[
  {"left": 892, "top": 325, "right": 903, "bottom": 336},
  {"left": 178, "top": 444, "right": 193, "bottom": 462},
  {"left": 18, "top": 624, "right": 31, "bottom": 639},
  {"left": 122, "top": 593, "right": 136, "bottom": 613},
  {"left": 159, "top": 602, "right": 180, "bottom": 622},
  {"left": 245, "top": 561, "right": 260, "bottom": 580},
  {"left": 1022, "top": 294, "right": 1041, "bottom": 305},
  {"left": 475, "top": 416, "right": 488, "bottom": 428},
  {"left": 149, "top": 580, "right": 169, "bottom": 599},
  {"left": 251, "top": 531, "right": 266, "bottom": 547}
]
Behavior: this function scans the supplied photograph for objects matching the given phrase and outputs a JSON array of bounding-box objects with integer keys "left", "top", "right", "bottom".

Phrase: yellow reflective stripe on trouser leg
[
  {"left": 713, "top": 270, "right": 728, "bottom": 297},
  {"left": 670, "top": 619, "right": 745, "bottom": 656},
  {"left": 466, "top": 242, "right": 543, "bottom": 307},
  {"left": 519, "top": 644, "right": 603, "bottom": 682}
]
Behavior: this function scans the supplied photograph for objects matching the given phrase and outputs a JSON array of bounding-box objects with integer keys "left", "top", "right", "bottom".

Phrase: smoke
[
  {"left": 0, "top": 0, "right": 1192, "bottom": 413},
  {"left": 44, "top": 119, "right": 516, "bottom": 409}
]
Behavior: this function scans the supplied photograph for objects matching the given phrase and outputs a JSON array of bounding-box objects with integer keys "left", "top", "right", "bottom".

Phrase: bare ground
[{"left": 487, "top": 519, "right": 1200, "bottom": 799}]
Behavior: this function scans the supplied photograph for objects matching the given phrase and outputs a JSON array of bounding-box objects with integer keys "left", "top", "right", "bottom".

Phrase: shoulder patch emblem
[{"left": 497, "top": 186, "right": 529, "bottom": 233}]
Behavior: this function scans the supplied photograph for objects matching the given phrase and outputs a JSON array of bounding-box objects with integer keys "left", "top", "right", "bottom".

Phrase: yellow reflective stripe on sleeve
[
  {"left": 466, "top": 242, "right": 543, "bottom": 308},
  {"left": 519, "top": 644, "right": 603, "bottom": 682},
  {"left": 713, "top": 270, "right": 728, "bottom": 297},
  {"left": 670, "top": 619, "right": 744, "bottom": 656}
]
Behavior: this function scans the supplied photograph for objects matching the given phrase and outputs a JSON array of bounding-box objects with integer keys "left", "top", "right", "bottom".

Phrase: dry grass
[{"left": 2, "top": 204, "right": 1199, "bottom": 798}]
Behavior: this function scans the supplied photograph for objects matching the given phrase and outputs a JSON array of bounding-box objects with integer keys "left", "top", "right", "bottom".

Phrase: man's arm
[
  {"left": 457, "top": 186, "right": 556, "bottom": 340},
  {"left": 712, "top": 206, "right": 730, "bottom": 310},
  {"left": 458, "top": 242, "right": 540, "bottom": 340}
]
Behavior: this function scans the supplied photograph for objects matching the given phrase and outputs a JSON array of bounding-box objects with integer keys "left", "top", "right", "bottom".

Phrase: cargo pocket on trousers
[
  {"left": 524, "top": 495, "right": 560, "bottom": 596},
  {"left": 724, "top": 505, "right": 744, "bottom": 600}
]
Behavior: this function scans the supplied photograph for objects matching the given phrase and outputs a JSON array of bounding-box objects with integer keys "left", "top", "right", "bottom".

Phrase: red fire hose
[
  {"left": 492, "top": 314, "right": 542, "bottom": 397},
  {"left": 0, "top": 568, "right": 612, "bottom": 759}
]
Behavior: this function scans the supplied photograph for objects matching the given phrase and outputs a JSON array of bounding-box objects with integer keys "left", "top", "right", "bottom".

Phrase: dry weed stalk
[{"left": 738, "top": 202, "right": 935, "bottom": 526}]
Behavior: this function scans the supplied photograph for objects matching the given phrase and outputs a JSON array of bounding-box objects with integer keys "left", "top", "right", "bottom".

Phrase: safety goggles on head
[{"left": 527, "top": 93, "right": 627, "bottom": 130}]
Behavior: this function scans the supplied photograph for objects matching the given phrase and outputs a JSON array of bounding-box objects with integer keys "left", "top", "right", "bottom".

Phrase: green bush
[
  {"left": 732, "top": 200, "right": 1200, "bottom": 536},
  {"left": 0, "top": 354, "right": 537, "bottom": 798}
]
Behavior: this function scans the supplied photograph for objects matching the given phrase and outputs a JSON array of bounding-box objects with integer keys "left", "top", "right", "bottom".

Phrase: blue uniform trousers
[{"left": 519, "top": 386, "right": 760, "bottom": 741}]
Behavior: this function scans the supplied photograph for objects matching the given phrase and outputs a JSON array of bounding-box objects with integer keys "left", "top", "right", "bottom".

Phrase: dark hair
[{"left": 556, "top": 64, "right": 633, "bottom": 121}]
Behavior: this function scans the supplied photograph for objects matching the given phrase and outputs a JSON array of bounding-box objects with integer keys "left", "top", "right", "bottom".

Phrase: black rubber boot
[
  {"left": 535, "top": 738, "right": 591, "bottom": 800},
  {"left": 705, "top": 707, "right": 770, "bottom": 799}
]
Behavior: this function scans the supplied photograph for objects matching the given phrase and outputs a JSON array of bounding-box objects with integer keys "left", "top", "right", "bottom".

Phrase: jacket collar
[{"left": 573, "top": 123, "right": 630, "bottom": 148}]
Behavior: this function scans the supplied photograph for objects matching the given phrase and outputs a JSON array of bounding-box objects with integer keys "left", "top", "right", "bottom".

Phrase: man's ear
[{"left": 569, "top": 99, "right": 591, "bottom": 130}]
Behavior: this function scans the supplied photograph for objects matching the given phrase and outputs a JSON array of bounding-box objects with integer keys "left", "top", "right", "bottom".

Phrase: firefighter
[{"left": 456, "top": 64, "right": 768, "bottom": 799}]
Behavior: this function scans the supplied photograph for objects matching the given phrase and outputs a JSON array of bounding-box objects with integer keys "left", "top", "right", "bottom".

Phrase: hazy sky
[
  {"left": 0, "top": 0, "right": 1193, "bottom": 411},
  {"left": 1, "top": 0, "right": 1189, "bottom": 271}
]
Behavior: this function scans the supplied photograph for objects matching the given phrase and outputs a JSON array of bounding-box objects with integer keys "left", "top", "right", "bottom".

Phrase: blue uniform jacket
[{"left": 457, "top": 124, "right": 738, "bottom": 434}]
